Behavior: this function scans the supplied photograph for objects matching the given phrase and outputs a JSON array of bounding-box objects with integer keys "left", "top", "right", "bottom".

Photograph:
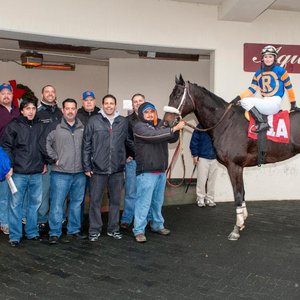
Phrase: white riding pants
[{"left": 240, "top": 96, "right": 282, "bottom": 115}]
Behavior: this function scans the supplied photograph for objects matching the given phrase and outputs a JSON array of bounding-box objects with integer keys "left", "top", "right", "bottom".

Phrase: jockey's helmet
[{"left": 261, "top": 45, "right": 278, "bottom": 58}]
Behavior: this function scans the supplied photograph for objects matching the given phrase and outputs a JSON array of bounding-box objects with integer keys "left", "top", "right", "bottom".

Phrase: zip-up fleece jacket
[
  {"left": 45, "top": 118, "right": 84, "bottom": 173},
  {"left": 1, "top": 115, "right": 45, "bottom": 174},
  {"left": 82, "top": 112, "right": 132, "bottom": 175}
]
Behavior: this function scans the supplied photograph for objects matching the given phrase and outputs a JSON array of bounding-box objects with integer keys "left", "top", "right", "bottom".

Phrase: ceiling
[
  {"left": 0, "top": 0, "right": 299, "bottom": 68},
  {"left": 170, "top": 0, "right": 300, "bottom": 12}
]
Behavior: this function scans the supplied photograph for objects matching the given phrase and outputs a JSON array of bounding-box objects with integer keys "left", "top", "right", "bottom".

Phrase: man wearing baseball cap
[
  {"left": 0, "top": 83, "right": 20, "bottom": 236},
  {"left": 77, "top": 90, "right": 100, "bottom": 126},
  {"left": 76, "top": 90, "right": 100, "bottom": 227}
]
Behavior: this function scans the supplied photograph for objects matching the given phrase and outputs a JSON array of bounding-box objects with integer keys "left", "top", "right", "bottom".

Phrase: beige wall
[
  {"left": 0, "top": 62, "right": 108, "bottom": 106},
  {"left": 1, "top": 0, "right": 300, "bottom": 201}
]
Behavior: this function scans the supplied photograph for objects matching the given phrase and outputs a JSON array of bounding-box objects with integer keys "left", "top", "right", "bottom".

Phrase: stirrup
[{"left": 253, "top": 123, "right": 269, "bottom": 133}]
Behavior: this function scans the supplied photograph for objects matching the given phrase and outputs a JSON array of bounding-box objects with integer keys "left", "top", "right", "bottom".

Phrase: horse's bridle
[
  {"left": 164, "top": 81, "right": 196, "bottom": 117},
  {"left": 164, "top": 81, "right": 233, "bottom": 132}
]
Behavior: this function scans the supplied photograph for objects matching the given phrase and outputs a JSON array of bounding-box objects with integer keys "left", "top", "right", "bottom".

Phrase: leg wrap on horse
[
  {"left": 236, "top": 207, "right": 245, "bottom": 230},
  {"left": 242, "top": 202, "right": 248, "bottom": 220}
]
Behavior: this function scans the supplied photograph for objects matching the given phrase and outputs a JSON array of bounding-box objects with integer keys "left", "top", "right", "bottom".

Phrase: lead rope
[{"left": 166, "top": 128, "right": 186, "bottom": 187}]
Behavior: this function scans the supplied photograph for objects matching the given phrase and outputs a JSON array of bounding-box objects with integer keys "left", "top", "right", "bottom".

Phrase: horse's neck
[{"left": 193, "top": 90, "right": 228, "bottom": 129}]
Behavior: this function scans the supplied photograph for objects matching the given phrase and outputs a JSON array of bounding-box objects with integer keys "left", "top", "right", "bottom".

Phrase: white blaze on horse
[{"left": 163, "top": 75, "right": 300, "bottom": 240}]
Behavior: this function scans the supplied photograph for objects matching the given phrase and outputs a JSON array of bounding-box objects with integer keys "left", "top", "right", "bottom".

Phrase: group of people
[
  {"left": 0, "top": 84, "right": 186, "bottom": 247},
  {"left": 1, "top": 44, "right": 294, "bottom": 248}
]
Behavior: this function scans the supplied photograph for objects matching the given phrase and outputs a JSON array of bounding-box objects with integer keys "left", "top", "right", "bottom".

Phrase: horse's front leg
[{"left": 226, "top": 163, "right": 247, "bottom": 241}]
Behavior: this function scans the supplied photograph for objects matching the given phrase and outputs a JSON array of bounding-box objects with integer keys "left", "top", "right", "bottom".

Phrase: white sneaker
[
  {"left": 196, "top": 198, "right": 205, "bottom": 207},
  {"left": 205, "top": 198, "right": 216, "bottom": 207}
]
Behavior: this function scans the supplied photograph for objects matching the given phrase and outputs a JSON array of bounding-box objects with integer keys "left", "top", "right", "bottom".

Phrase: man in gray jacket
[
  {"left": 83, "top": 94, "right": 133, "bottom": 242},
  {"left": 45, "top": 98, "right": 86, "bottom": 244}
]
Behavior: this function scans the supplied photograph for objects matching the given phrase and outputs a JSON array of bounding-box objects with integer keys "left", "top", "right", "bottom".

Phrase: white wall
[{"left": 0, "top": 62, "right": 108, "bottom": 106}]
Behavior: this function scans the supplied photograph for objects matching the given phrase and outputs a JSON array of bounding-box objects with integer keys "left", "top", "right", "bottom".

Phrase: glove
[
  {"left": 290, "top": 101, "right": 300, "bottom": 112},
  {"left": 230, "top": 95, "right": 241, "bottom": 106}
]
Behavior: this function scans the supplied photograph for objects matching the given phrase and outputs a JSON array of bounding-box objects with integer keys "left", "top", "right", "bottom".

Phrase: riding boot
[{"left": 249, "top": 107, "right": 269, "bottom": 133}]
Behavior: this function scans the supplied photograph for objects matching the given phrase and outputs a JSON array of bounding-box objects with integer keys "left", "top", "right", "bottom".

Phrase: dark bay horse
[{"left": 163, "top": 75, "right": 300, "bottom": 240}]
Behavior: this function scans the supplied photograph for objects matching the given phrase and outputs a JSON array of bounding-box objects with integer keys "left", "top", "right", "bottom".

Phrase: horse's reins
[{"left": 165, "top": 81, "right": 233, "bottom": 187}]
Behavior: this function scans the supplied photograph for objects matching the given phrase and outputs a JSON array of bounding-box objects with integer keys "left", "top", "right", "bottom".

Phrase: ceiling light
[{"left": 21, "top": 51, "right": 43, "bottom": 67}]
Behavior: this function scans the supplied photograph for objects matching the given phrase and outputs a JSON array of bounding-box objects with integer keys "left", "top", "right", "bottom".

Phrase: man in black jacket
[
  {"left": 83, "top": 94, "right": 133, "bottom": 242},
  {"left": 132, "top": 102, "right": 185, "bottom": 243},
  {"left": 2, "top": 98, "right": 47, "bottom": 247},
  {"left": 36, "top": 85, "right": 62, "bottom": 234}
]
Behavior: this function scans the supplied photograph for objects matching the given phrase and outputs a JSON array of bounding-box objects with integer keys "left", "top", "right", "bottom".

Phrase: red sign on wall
[{"left": 244, "top": 43, "right": 300, "bottom": 73}]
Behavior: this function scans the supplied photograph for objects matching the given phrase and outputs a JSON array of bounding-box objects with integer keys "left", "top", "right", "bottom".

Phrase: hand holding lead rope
[{"left": 172, "top": 120, "right": 185, "bottom": 132}]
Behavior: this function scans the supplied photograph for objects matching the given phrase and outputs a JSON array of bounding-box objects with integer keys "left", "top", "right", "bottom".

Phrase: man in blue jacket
[{"left": 189, "top": 124, "right": 219, "bottom": 207}]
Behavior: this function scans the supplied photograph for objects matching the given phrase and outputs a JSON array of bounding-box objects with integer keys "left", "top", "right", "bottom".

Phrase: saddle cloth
[{"left": 247, "top": 110, "right": 290, "bottom": 144}]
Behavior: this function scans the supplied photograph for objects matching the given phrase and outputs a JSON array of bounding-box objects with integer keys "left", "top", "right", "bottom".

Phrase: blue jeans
[
  {"left": 0, "top": 180, "right": 11, "bottom": 226},
  {"left": 49, "top": 172, "right": 86, "bottom": 237},
  {"left": 38, "top": 165, "right": 51, "bottom": 224},
  {"left": 133, "top": 173, "right": 166, "bottom": 236},
  {"left": 121, "top": 160, "right": 137, "bottom": 224},
  {"left": 9, "top": 173, "right": 42, "bottom": 242}
]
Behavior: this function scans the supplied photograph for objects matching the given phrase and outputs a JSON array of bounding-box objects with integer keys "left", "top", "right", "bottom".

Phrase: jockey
[{"left": 232, "top": 45, "right": 297, "bottom": 133}]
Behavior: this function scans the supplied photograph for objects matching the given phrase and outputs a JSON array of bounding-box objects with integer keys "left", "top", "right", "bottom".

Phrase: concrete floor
[{"left": 0, "top": 186, "right": 299, "bottom": 299}]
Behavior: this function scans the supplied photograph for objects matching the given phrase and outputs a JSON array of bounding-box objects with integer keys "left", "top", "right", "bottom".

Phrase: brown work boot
[
  {"left": 151, "top": 228, "right": 171, "bottom": 236},
  {"left": 135, "top": 234, "right": 147, "bottom": 243}
]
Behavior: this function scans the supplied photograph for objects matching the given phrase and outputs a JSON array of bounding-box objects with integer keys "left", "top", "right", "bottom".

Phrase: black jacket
[
  {"left": 1, "top": 116, "right": 45, "bottom": 174},
  {"left": 37, "top": 101, "right": 62, "bottom": 124},
  {"left": 82, "top": 111, "right": 134, "bottom": 175},
  {"left": 126, "top": 112, "right": 140, "bottom": 159},
  {"left": 77, "top": 107, "right": 100, "bottom": 126},
  {"left": 133, "top": 103, "right": 179, "bottom": 175}
]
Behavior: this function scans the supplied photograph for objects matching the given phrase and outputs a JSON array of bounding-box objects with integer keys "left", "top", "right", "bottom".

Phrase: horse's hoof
[{"left": 228, "top": 231, "right": 240, "bottom": 241}]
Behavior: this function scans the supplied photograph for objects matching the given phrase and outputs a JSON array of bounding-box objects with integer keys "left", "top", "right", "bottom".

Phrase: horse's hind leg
[{"left": 226, "top": 164, "right": 246, "bottom": 241}]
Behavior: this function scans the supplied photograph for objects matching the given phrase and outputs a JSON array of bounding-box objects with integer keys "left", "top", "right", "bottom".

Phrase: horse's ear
[
  {"left": 179, "top": 74, "right": 185, "bottom": 85},
  {"left": 175, "top": 75, "right": 180, "bottom": 84}
]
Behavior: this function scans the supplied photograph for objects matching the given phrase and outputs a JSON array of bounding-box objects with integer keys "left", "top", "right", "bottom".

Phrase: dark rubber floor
[{"left": 0, "top": 191, "right": 299, "bottom": 299}]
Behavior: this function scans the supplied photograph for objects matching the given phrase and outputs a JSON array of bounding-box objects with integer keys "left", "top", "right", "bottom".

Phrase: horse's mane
[{"left": 191, "top": 82, "right": 227, "bottom": 107}]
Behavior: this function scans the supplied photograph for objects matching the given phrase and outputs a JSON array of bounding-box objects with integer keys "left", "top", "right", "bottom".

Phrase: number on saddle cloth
[{"left": 246, "top": 110, "right": 290, "bottom": 144}]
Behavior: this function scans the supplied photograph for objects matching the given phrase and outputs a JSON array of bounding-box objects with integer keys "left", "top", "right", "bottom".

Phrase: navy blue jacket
[{"left": 189, "top": 124, "right": 216, "bottom": 160}]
